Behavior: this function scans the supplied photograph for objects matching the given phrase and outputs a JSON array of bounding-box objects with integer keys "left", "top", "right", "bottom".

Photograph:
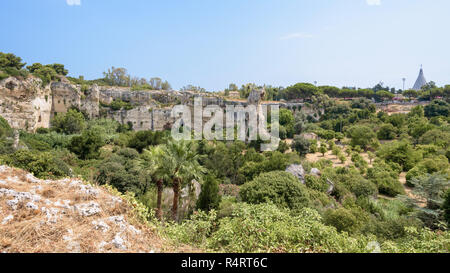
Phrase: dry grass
[{"left": 0, "top": 165, "right": 197, "bottom": 253}]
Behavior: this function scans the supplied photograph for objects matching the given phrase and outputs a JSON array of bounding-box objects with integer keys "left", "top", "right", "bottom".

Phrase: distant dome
[{"left": 412, "top": 66, "right": 427, "bottom": 91}]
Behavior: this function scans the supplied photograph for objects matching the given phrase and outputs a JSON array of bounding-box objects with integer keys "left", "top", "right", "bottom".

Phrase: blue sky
[{"left": 1, "top": 0, "right": 449, "bottom": 91}]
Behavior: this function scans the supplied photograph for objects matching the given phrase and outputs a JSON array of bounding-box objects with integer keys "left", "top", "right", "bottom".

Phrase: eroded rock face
[
  {"left": 247, "top": 89, "right": 265, "bottom": 105},
  {"left": 1, "top": 76, "right": 311, "bottom": 134},
  {"left": 0, "top": 77, "right": 52, "bottom": 131}
]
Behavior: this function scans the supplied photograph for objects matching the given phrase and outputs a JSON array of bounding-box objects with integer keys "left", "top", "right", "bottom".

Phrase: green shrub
[
  {"left": 0, "top": 116, "right": 12, "bottom": 138},
  {"left": 197, "top": 175, "right": 222, "bottom": 212},
  {"left": 164, "top": 210, "right": 218, "bottom": 246},
  {"left": 323, "top": 207, "right": 360, "bottom": 233},
  {"left": 238, "top": 152, "right": 291, "bottom": 183},
  {"left": 367, "top": 161, "right": 405, "bottom": 197},
  {"left": 346, "top": 125, "right": 377, "bottom": 150},
  {"left": 51, "top": 109, "right": 86, "bottom": 135},
  {"left": 291, "top": 135, "right": 310, "bottom": 156},
  {"left": 405, "top": 155, "right": 450, "bottom": 186},
  {"left": 69, "top": 128, "right": 105, "bottom": 159},
  {"left": 324, "top": 167, "right": 377, "bottom": 199},
  {"left": 240, "top": 171, "right": 311, "bottom": 210},
  {"left": 127, "top": 130, "right": 166, "bottom": 153},
  {"left": 377, "top": 141, "right": 422, "bottom": 171},
  {"left": 95, "top": 148, "right": 149, "bottom": 194},
  {"left": 1, "top": 149, "right": 71, "bottom": 179},
  {"left": 377, "top": 123, "right": 397, "bottom": 140},
  {"left": 208, "top": 203, "right": 373, "bottom": 253},
  {"left": 305, "top": 175, "right": 329, "bottom": 192},
  {"left": 424, "top": 100, "right": 450, "bottom": 118}
]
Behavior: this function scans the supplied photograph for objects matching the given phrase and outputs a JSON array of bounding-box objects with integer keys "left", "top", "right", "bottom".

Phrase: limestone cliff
[{"left": 0, "top": 76, "right": 305, "bottom": 132}]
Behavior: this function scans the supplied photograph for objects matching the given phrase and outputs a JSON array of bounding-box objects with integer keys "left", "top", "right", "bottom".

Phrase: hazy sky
[{"left": 1, "top": 0, "right": 449, "bottom": 91}]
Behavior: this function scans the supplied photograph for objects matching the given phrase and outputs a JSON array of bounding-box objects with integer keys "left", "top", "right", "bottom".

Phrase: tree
[
  {"left": 128, "top": 130, "right": 166, "bottom": 153},
  {"left": 33, "top": 66, "right": 58, "bottom": 86},
  {"left": 181, "top": 85, "right": 206, "bottom": 93},
  {"left": 319, "top": 144, "right": 328, "bottom": 157},
  {"left": 103, "top": 67, "right": 130, "bottom": 86},
  {"left": 377, "top": 123, "right": 397, "bottom": 140},
  {"left": 141, "top": 145, "right": 170, "bottom": 220},
  {"left": 424, "top": 100, "right": 450, "bottom": 118},
  {"left": 388, "top": 114, "right": 407, "bottom": 128},
  {"left": 419, "top": 129, "right": 450, "bottom": 149},
  {"left": 374, "top": 91, "right": 395, "bottom": 102},
  {"left": 377, "top": 141, "right": 422, "bottom": 171},
  {"left": 346, "top": 125, "right": 376, "bottom": 150},
  {"left": 163, "top": 140, "right": 205, "bottom": 221},
  {"left": 161, "top": 80, "right": 172, "bottom": 91},
  {"left": 408, "top": 105, "right": 425, "bottom": 118},
  {"left": 408, "top": 117, "right": 434, "bottom": 145},
  {"left": 403, "top": 90, "right": 418, "bottom": 99},
  {"left": 444, "top": 189, "right": 450, "bottom": 225},
  {"left": 338, "top": 153, "right": 347, "bottom": 164},
  {"left": 96, "top": 148, "right": 148, "bottom": 194},
  {"left": 196, "top": 175, "right": 221, "bottom": 212},
  {"left": 51, "top": 109, "right": 86, "bottom": 134},
  {"left": 49, "top": 64, "right": 68, "bottom": 76},
  {"left": 291, "top": 135, "right": 310, "bottom": 156},
  {"left": 285, "top": 83, "right": 320, "bottom": 101},
  {"left": 367, "top": 162, "right": 404, "bottom": 197},
  {"left": 407, "top": 174, "right": 450, "bottom": 229},
  {"left": 149, "top": 77, "right": 162, "bottom": 90},
  {"left": 26, "top": 63, "right": 44, "bottom": 73},
  {"left": 293, "top": 111, "right": 307, "bottom": 134},
  {"left": 0, "top": 52, "right": 26, "bottom": 70},
  {"left": 69, "top": 128, "right": 105, "bottom": 159}
]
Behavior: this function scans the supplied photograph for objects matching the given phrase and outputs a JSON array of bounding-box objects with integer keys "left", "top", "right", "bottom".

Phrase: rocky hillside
[{"left": 0, "top": 165, "right": 187, "bottom": 253}]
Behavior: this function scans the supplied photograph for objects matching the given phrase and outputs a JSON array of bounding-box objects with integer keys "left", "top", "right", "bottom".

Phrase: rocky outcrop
[
  {"left": 0, "top": 77, "right": 52, "bottom": 131},
  {"left": 0, "top": 165, "right": 168, "bottom": 253}
]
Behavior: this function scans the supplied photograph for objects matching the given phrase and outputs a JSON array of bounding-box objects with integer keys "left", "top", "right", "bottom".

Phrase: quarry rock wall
[{"left": 0, "top": 76, "right": 304, "bottom": 132}]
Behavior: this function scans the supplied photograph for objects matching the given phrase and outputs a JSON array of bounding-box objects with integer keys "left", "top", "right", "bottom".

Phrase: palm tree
[
  {"left": 163, "top": 139, "right": 205, "bottom": 221},
  {"left": 140, "top": 145, "right": 169, "bottom": 220}
]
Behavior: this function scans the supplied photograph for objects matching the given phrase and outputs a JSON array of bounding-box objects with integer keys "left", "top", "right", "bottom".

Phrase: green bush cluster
[
  {"left": 240, "top": 171, "right": 312, "bottom": 210},
  {"left": 1, "top": 149, "right": 71, "bottom": 179}
]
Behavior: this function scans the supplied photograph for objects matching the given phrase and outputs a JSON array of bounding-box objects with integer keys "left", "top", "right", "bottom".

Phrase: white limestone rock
[
  {"left": 112, "top": 233, "right": 127, "bottom": 250},
  {"left": 2, "top": 215, "right": 14, "bottom": 225},
  {"left": 54, "top": 200, "right": 72, "bottom": 210},
  {"left": 107, "top": 215, "right": 128, "bottom": 231},
  {"left": 26, "top": 173, "right": 42, "bottom": 184},
  {"left": 92, "top": 220, "right": 110, "bottom": 233},
  {"left": 310, "top": 168, "right": 321, "bottom": 176},
  {"left": 6, "top": 199, "right": 19, "bottom": 210},
  {"left": 75, "top": 202, "right": 101, "bottom": 217},
  {"left": 41, "top": 207, "right": 61, "bottom": 223},
  {"left": 26, "top": 202, "right": 39, "bottom": 210}
]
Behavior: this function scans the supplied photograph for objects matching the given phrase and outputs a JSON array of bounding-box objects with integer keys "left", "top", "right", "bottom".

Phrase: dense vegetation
[{"left": 1, "top": 52, "right": 450, "bottom": 252}]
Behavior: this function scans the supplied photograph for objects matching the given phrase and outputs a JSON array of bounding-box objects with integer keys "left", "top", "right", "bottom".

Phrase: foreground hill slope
[{"left": 0, "top": 165, "right": 189, "bottom": 253}]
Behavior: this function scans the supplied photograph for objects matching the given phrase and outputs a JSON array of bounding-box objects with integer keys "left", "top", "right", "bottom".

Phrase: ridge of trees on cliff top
[{"left": 2, "top": 52, "right": 449, "bottom": 103}]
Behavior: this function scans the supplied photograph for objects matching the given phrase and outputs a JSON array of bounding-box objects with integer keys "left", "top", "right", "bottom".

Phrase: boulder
[
  {"left": 285, "top": 164, "right": 305, "bottom": 184},
  {"left": 326, "top": 179, "right": 335, "bottom": 195},
  {"left": 310, "top": 168, "right": 321, "bottom": 176}
]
